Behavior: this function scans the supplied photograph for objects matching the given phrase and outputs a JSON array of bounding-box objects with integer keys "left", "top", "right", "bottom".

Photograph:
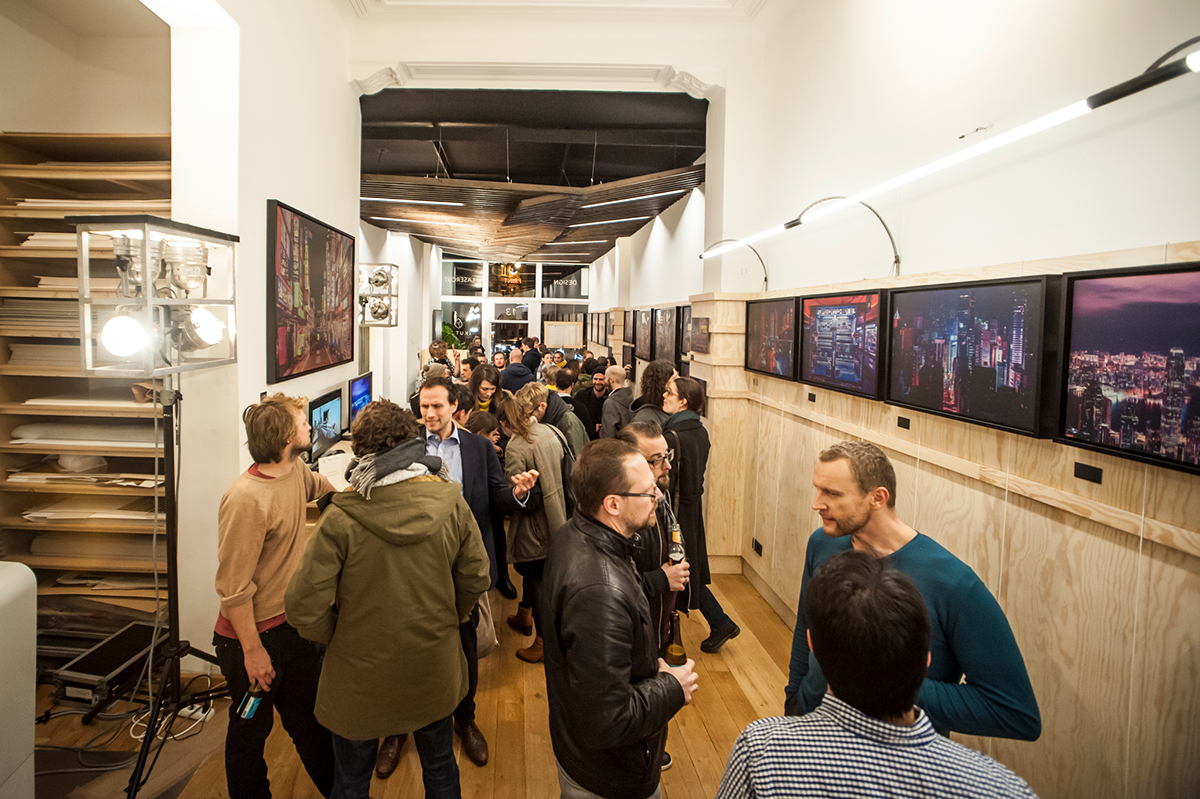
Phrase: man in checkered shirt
[{"left": 716, "top": 550, "right": 1037, "bottom": 798}]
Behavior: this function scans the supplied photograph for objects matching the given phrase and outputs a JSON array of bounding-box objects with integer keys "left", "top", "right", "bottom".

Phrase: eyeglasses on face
[
  {"left": 610, "top": 490, "right": 659, "bottom": 499},
  {"left": 646, "top": 449, "right": 674, "bottom": 467}
]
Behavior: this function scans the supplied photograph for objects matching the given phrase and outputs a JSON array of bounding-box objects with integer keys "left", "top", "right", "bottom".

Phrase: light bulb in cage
[
  {"left": 164, "top": 240, "right": 210, "bottom": 294},
  {"left": 368, "top": 266, "right": 391, "bottom": 288},
  {"left": 111, "top": 235, "right": 163, "bottom": 287},
  {"left": 101, "top": 312, "right": 148, "bottom": 356},
  {"left": 368, "top": 297, "right": 391, "bottom": 321},
  {"left": 171, "top": 306, "right": 226, "bottom": 352}
]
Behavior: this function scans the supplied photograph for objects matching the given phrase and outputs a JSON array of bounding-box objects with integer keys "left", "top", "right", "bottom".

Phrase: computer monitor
[
  {"left": 308, "top": 388, "right": 343, "bottom": 462},
  {"left": 349, "top": 371, "right": 372, "bottom": 426}
]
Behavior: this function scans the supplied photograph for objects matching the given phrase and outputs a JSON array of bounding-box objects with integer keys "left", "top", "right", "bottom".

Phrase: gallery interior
[{"left": 0, "top": 0, "right": 1198, "bottom": 797}]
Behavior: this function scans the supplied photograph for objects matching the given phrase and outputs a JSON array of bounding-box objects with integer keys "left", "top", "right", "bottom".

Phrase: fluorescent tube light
[
  {"left": 361, "top": 197, "right": 465, "bottom": 206},
  {"left": 567, "top": 216, "right": 652, "bottom": 228},
  {"left": 582, "top": 190, "right": 687, "bottom": 209},
  {"left": 370, "top": 216, "right": 469, "bottom": 226}
]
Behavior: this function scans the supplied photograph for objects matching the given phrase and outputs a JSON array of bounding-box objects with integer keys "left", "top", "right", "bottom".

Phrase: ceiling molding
[
  {"left": 354, "top": 62, "right": 717, "bottom": 98},
  {"left": 348, "top": 0, "right": 767, "bottom": 19}
]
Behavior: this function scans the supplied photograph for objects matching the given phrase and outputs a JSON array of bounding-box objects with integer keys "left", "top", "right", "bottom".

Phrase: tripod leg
[{"left": 125, "top": 650, "right": 177, "bottom": 798}]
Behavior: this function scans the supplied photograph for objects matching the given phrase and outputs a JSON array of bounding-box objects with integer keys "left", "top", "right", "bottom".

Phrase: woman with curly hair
[
  {"left": 500, "top": 382, "right": 570, "bottom": 663},
  {"left": 630, "top": 359, "right": 677, "bottom": 427}
]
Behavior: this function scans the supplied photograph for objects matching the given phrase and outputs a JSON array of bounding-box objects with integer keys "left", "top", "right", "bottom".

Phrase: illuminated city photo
[
  {"left": 801, "top": 292, "right": 882, "bottom": 397},
  {"left": 889, "top": 281, "right": 1043, "bottom": 432},
  {"left": 746, "top": 298, "right": 796, "bottom": 379},
  {"left": 1062, "top": 267, "right": 1200, "bottom": 469}
]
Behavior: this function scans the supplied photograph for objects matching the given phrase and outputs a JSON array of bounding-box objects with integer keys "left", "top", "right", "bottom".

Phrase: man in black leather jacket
[{"left": 543, "top": 439, "right": 699, "bottom": 799}]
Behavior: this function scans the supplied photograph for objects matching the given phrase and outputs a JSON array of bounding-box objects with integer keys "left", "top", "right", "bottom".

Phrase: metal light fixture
[
  {"left": 71, "top": 215, "right": 239, "bottom": 377},
  {"left": 357, "top": 263, "right": 400, "bottom": 327}
]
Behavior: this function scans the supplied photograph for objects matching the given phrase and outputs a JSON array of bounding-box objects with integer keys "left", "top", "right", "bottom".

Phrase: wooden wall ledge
[{"left": 709, "top": 389, "right": 1200, "bottom": 560}]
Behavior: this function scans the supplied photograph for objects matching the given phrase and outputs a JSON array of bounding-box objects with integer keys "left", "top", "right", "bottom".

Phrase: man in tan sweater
[{"left": 213, "top": 393, "right": 336, "bottom": 798}]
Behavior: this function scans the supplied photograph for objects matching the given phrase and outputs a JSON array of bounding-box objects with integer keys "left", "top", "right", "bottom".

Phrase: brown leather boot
[
  {"left": 375, "top": 733, "right": 407, "bottom": 779},
  {"left": 516, "top": 636, "right": 543, "bottom": 663},
  {"left": 507, "top": 605, "right": 533, "bottom": 636}
]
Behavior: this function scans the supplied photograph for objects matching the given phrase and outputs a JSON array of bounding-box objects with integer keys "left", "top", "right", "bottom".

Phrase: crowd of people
[{"left": 212, "top": 336, "right": 1043, "bottom": 799}]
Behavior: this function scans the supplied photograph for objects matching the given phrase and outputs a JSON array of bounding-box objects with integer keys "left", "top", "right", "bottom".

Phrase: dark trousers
[
  {"left": 513, "top": 559, "right": 545, "bottom": 637},
  {"left": 331, "top": 715, "right": 460, "bottom": 799},
  {"left": 454, "top": 602, "right": 480, "bottom": 725},
  {"left": 697, "top": 582, "right": 732, "bottom": 632},
  {"left": 213, "top": 623, "right": 335, "bottom": 799},
  {"left": 491, "top": 509, "right": 509, "bottom": 577}
]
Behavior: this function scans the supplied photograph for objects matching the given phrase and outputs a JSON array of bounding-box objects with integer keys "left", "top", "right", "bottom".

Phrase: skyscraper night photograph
[
  {"left": 1062, "top": 266, "right": 1200, "bottom": 470},
  {"left": 889, "top": 280, "right": 1043, "bottom": 432}
]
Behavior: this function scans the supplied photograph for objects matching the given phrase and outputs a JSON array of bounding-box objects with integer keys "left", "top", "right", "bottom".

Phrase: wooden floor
[{"left": 38, "top": 572, "right": 794, "bottom": 798}]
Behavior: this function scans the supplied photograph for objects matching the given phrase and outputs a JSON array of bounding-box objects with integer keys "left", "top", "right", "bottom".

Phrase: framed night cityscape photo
[
  {"left": 800, "top": 290, "right": 887, "bottom": 399},
  {"left": 886, "top": 277, "right": 1060, "bottom": 436},
  {"left": 654, "top": 307, "right": 677, "bottom": 366},
  {"left": 1057, "top": 262, "right": 1200, "bottom": 475},
  {"left": 635, "top": 309, "right": 654, "bottom": 361},
  {"left": 745, "top": 298, "right": 798, "bottom": 380}
]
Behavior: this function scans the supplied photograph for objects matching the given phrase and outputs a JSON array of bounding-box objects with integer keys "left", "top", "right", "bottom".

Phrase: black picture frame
[
  {"left": 886, "top": 275, "right": 1062, "bottom": 438},
  {"left": 267, "top": 200, "right": 355, "bottom": 383},
  {"left": 654, "top": 307, "right": 677, "bottom": 366},
  {"left": 635, "top": 309, "right": 654, "bottom": 361},
  {"left": 678, "top": 305, "right": 692, "bottom": 358},
  {"left": 1055, "top": 261, "right": 1200, "bottom": 475},
  {"left": 799, "top": 289, "right": 889, "bottom": 400},
  {"left": 623, "top": 344, "right": 637, "bottom": 383},
  {"left": 624, "top": 310, "right": 636, "bottom": 344},
  {"left": 744, "top": 297, "right": 798, "bottom": 381}
]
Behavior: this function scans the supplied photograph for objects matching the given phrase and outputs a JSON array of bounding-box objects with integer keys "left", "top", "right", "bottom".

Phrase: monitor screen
[
  {"left": 349, "top": 372, "right": 372, "bottom": 426},
  {"left": 745, "top": 298, "right": 797, "bottom": 380},
  {"left": 309, "top": 388, "right": 343, "bottom": 461},
  {"left": 800, "top": 291, "right": 885, "bottom": 399},
  {"left": 1058, "top": 262, "right": 1200, "bottom": 474},
  {"left": 887, "top": 277, "right": 1056, "bottom": 436}
]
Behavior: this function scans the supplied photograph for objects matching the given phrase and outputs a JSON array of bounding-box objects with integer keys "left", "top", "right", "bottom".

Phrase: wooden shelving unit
[{"left": 0, "top": 132, "right": 172, "bottom": 651}]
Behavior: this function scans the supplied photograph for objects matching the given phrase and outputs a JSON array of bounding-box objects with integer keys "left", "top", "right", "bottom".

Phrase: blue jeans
[
  {"left": 331, "top": 715, "right": 460, "bottom": 799},
  {"left": 697, "top": 582, "right": 733, "bottom": 632}
]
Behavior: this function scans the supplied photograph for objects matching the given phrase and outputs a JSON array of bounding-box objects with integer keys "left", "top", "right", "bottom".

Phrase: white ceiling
[{"left": 19, "top": 0, "right": 168, "bottom": 37}]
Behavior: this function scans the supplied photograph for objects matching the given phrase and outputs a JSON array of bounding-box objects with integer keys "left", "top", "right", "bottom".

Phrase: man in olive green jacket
[{"left": 287, "top": 400, "right": 490, "bottom": 799}]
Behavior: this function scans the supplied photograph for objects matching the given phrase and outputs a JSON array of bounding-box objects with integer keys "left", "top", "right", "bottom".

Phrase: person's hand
[
  {"left": 659, "top": 658, "right": 699, "bottom": 705},
  {"left": 662, "top": 559, "right": 690, "bottom": 592},
  {"left": 243, "top": 646, "right": 275, "bottom": 691},
  {"left": 511, "top": 469, "right": 540, "bottom": 500}
]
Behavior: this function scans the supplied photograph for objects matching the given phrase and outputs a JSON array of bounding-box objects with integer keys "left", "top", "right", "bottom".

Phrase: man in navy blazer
[{"left": 372, "top": 376, "right": 538, "bottom": 778}]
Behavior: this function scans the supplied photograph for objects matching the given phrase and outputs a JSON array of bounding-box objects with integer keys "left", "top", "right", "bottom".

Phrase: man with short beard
[
  {"left": 214, "top": 394, "right": 336, "bottom": 798},
  {"left": 784, "top": 441, "right": 1041, "bottom": 742},
  {"left": 543, "top": 440, "right": 698, "bottom": 799},
  {"left": 574, "top": 364, "right": 610, "bottom": 440}
]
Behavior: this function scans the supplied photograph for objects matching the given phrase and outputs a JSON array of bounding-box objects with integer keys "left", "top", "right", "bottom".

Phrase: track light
[{"left": 700, "top": 45, "right": 1200, "bottom": 261}]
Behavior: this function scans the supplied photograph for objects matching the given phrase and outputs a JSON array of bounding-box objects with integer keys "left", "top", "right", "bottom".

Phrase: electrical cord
[{"left": 1145, "top": 35, "right": 1200, "bottom": 73}]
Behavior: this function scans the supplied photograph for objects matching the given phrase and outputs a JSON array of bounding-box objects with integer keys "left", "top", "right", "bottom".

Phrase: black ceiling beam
[{"left": 362, "top": 125, "right": 705, "bottom": 148}]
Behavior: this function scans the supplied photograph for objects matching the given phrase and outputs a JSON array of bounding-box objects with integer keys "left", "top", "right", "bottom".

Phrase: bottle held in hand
[
  {"left": 665, "top": 610, "right": 688, "bottom": 667},
  {"left": 238, "top": 681, "right": 266, "bottom": 720},
  {"left": 668, "top": 524, "right": 685, "bottom": 564}
]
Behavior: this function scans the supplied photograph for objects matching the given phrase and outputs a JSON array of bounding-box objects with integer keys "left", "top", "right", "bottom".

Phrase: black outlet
[
  {"left": 1074, "top": 462, "right": 1103, "bottom": 485},
  {"left": 752, "top": 538, "right": 763, "bottom": 556},
  {"left": 897, "top": 417, "right": 911, "bottom": 430},
  {"left": 808, "top": 393, "right": 817, "bottom": 402}
]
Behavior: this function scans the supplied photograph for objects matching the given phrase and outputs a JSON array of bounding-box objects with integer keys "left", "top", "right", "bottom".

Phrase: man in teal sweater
[{"left": 784, "top": 441, "right": 1041, "bottom": 741}]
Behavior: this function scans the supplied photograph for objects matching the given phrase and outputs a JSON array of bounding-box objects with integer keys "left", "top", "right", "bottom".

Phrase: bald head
[{"left": 605, "top": 366, "right": 627, "bottom": 388}]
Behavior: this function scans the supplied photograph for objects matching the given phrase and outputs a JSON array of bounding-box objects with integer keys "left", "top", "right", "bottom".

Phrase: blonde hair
[
  {"left": 819, "top": 440, "right": 897, "bottom": 508},
  {"left": 510, "top": 382, "right": 549, "bottom": 442},
  {"left": 243, "top": 393, "right": 306, "bottom": 463}
]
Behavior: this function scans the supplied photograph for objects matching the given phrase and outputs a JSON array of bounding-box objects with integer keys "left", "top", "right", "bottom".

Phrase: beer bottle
[
  {"left": 238, "top": 681, "right": 266, "bottom": 720},
  {"left": 667, "top": 523, "right": 685, "bottom": 564},
  {"left": 665, "top": 610, "right": 687, "bottom": 667}
]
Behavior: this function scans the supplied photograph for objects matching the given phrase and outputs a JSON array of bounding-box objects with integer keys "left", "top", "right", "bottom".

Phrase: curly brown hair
[
  {"left": 350, "top": 399, "right": 420, "bottom": 456},
  {"left": 639, "top": 360, "right": 676, "bottom": 410}
]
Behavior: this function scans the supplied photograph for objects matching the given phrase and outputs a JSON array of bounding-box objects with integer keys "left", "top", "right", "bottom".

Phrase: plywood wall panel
[
  {"left": 706, "top": 397, "right": 749, "bottom": 558},
  {"left": 912, "top": 463, "right": 1006, "bottom": 595},
  {"left": 921, "top": 413, "right": 1013, "bottom": 474},
  {"left": 992, "top": 498, "right": 1139, "bottom": 799},
  {"left": 1145, "top": 466, "right": 1200, "bottom": 536},
  {"left": 1011, "top": 435, "right": 1149, "bottom": 517},
  {"left": 747, "top": 404, "right": 785, "bottom": 582},
  {"left": 768, "top": 414, "right": 832, "bottom": 613},
  {"left": 1127, "top": 540, "right": 1200, "bottom": 799}
]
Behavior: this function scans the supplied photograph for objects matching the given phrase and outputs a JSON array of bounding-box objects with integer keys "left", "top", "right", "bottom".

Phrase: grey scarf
[{"left": 346, "top": 437, "right": 447, "bottom": 499}]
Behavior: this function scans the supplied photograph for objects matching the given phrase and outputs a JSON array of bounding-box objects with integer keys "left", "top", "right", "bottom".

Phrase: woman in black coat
[{"left": 662, "top": 375, "right": 741, "bottom": 653}]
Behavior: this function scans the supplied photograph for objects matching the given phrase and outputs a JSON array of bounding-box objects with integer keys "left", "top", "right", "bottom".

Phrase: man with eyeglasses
[{"left": 543, "top": 439, "right": 699, "bottom": 799}]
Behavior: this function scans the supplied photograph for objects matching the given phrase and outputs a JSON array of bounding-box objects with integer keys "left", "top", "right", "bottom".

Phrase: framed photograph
[
  {"left": 624, "top": 310, "right": 636, "bottom": 343},
  {"left": 690, "top": 317, "right": 710, "bottom": 354},
  {"left": 267, "top": 200, "right": 355, "bottom": 383},
  {"left": 635, "top": 309, "right": 654, "bottom": 361},
  {"left": 1057, "top": 262, "right": 1200, "bottom": 474},
  {"left": 607, "top": 313, "right": 615, "bottom": 341},
  {"left": 623, "top": 344, "right": 637, "bottom": 383},
  {"left": 654, "top": 307, "right": 677, "bottom": 365},
  {"left": 745, "top": 298, "right": 798, "bottom": 380},
  {"left": 887, "top": 276, "right": 1062, "bottom": 437},
  {"left": 678, "top": 305, "right": 692, "bottom": 357},
  {"left": 800, "top": 290, "right": 888, "bottom": 399}
]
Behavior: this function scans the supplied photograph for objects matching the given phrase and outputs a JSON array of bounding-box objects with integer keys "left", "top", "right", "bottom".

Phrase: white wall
[
  {"left": 0, "top": 3, "right": 169, "bottom": 133},
  {"left": 751, "top": 0, "right": 1200, "bottom": 289},
  {"left": 623, "top": 187, "right": 707, "bottom": 306}
]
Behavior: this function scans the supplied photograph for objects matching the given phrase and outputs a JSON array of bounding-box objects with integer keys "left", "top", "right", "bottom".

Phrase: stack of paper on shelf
[
  {"left": 0, "top": 298, "right": 88, "bottom": 328},
  {"left": 23, "top": 496, "right": 164, "bottom": 522},
  {"left": 10, "top": 420, "right": 158, "bottom": 447},
  {"left": 30, "top": 532, "right": 162, "bottom": 560}
]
